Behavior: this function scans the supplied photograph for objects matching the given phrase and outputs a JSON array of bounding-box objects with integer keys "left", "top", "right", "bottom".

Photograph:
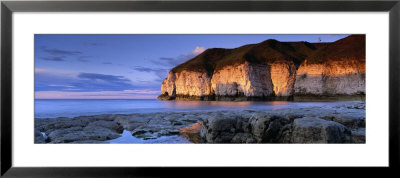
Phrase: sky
[{"left": 35, "top": 34, "right": 349, "bottom": 99}]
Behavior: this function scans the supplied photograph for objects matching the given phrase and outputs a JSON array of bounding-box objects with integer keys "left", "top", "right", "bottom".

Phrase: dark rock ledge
[{"left": 35, "top": 103, "right": 365, "bottom": 144}]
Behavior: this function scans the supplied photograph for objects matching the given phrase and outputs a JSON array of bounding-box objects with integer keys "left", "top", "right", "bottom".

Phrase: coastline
[
  {"left": 158, "top": 94, "right": 366, "bottom": 102},
  {"left": 35, "top": 101, "right": 365, "bottom": 144}
]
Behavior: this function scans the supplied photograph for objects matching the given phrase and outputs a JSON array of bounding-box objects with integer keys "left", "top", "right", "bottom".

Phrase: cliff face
[
  {"left": 294, "top": 60, "right": 365, "bottom": 95},
  {"left": 158, "top": 35, "right": 365, "bottom": 100},
  {"left": 211, "top": 62, "right": 274, "bottom": 97},
  {"left": 294, "top": 35, "right": 366, "bottom": 95}
]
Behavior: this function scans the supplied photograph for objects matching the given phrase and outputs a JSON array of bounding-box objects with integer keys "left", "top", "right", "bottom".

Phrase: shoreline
[
  {"left": 157, "top": 94, "right": 366, "bottom": 102},
  {"left": 34, "top": 101, "right": 365, "bottom": 144}
]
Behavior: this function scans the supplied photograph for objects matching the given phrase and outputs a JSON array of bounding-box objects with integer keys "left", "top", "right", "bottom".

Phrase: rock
[
  {"left": 131, "top": 129, "right": 155, "bottom": 138},
  {"left": 332, "top": 116, "right": 365, "bottom": 129},
  {"left": 47, "top": 126, "right": 121, "bottom": 143},
  {"left": 291, "top": 117, "right": 351, "bottom": 143},
  {"left": 36, "top": 117, "right": 98, "bottom": 135},
  {"left": 200, "top": 114, "right": 242, "bottom": 143},
  {"left": 231, "top": 133, "right": 256, "bottom": 143},
  {"left": 277, "top": 124, "right": 293, "bottom": 143},
  {"left": 157, "top": 129, "right": 180, "bottom": 137},
  {"left": 249, "top": 115, "right": 271, "bottom": 142},
  {"left": 87, "top": 120, "right": 124, "bottom": 133},
  {"left": 351, "top": 128, "right": 366, "bottom": 143},
  {"left": 249, "top": 115, "right": 289, "bottom": 143},
  {"left": 201, "top": 113, "right": 289, "bottom": 143},
  {"left": 34, "top": 128, "right": 46, "bottom": 143},
  {"left": 38, "top": 117, "right": 125, "bottom": 143},
  {"left": 178, "top": 122, "right": 203, "bottom": 143},
  {"left": 71, "top": 140, "right": 106, "bottom": 144},
  {"left": 35, "top": 104, "right": 364, "bottom": 144}
]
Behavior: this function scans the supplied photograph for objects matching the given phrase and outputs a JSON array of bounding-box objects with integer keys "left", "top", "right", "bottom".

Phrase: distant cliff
[{"left": 158, "top": 35, "right": 365, "bottom": 101}]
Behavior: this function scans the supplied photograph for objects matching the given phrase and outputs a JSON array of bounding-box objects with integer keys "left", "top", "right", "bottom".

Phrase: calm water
[{"left": 35, "top": 99, "right": 357, "bottom": 119}]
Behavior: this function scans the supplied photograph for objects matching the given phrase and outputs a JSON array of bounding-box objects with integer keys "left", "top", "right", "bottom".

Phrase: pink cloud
[{"left": 191, "top": 46, "right": 206, "bottom": 55}]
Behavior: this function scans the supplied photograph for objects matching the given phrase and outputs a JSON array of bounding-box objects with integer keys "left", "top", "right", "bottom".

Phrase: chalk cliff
[
  {"left": 294, "top": 35, "right": 365, "bottom": 95},
  {"left": 158, "top": 35, "right": 365, "bottom": 100}
]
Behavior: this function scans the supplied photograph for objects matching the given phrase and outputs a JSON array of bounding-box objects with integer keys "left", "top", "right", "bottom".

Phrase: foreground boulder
[
  {"left": 200, "top": 113, "right": 290, "bottom": 143},
  {"left": 291, "top": 117, "right": 351, "bottom": 143},
  {"left": 200, "top": 114, "right": 359, "bottom": 143},
  {"left": 35, "top": 117, "right": 124, "bottom": 143}
]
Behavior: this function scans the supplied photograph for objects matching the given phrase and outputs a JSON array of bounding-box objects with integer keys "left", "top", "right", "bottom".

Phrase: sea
[{"left": 35, "top": 99, "right": 358, "bottom": 119}]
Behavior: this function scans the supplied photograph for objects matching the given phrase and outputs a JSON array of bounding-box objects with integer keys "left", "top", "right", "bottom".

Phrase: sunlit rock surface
[{"left": 211, "top": 62, "right": 274, "bottom": 97}]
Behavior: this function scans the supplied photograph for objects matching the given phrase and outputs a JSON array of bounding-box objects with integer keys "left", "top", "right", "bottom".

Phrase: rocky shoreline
[
  {"left": 158, "top": 94, "right": 365, "bottom": 102},
  {"left": 35, "top": 102, "right": 365, "bottom": 144}
]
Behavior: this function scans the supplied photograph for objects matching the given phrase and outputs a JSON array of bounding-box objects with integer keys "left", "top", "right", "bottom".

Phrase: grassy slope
[
  {"left": 171, "top": 35, "right": 365, "bottom": 75},
  {"left": 306, "top": 34, "right": 366, "bottom": 64}
]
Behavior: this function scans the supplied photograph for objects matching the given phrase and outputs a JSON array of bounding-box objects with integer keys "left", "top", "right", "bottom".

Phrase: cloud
[
  {"left": 77, "top": 56, "right": 92, "bottom": 62},
  {"left": 151, "top": 46, "right": 206, "bottom": 67},
  {"left": 40, "top": 47, "right": 83, "bottom": 62},
  {"left": 130, "top": 66, "right": 168, "bottom": 79},
  {"left": 78, "top": 73, "right": 131, "bottom": 83},
  {"left": 122, "top": 89, "right": 160, "bottom": 94},
  {"left": 84, "top": 42, "right": 103, "bottom": 46},
  {"left": 35, "top": 68, "right": 78, "bottom": 75},
  {"left": 35, "top": 68, "right": 48, "bottom": 73},
  {"left": 42, "top": 47, "right": 81, "bottom": 56},
  {"left": 102, "top": 62, "right": 112, "bottom": 65},
  {"left": 35, "top": 89, "right": 160, "bottom": 99},
  {"left": 131, "top": 66, "right": 158, "bottom": 73},
  {"left": 41, "top": 56, "right": 66, "bottom": 61},
  {"left": 192, "top": 46, "right": 206, "bottom": 55},
  {"left": 159, "top": 57, "right": 175, "bottom": 61},
  {"left": 35, "top": 69, "right": 135, "bottom": 92}
]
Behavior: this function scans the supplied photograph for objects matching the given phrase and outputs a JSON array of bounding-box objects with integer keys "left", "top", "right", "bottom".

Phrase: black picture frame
[{"left": 1, "top": 0, "right": 399, "bottom": 177}]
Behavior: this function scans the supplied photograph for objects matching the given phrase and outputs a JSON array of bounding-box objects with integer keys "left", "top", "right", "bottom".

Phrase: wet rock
[
  {"left": 157, "top": 129, "right": 180, "bottom": 137},
  {"left": 201, "top": 113, "right": 289, "bottom": 143},
  {"left": 346, "top": 103, "right": 366, "bottom": 110},
  {"left": 179, "top": 122, "right": 203, "bottom": 143},
  {"left": 47, "top": 126, "right": 121, "bottom": 143},
  {"left": 321, "top": 115, "right": 365, "bottom": 129},
  {"left": 34, "top": 128, "right": 46, "bottom": 143},
  {"left": 200, "top": 114, "right": 242, "bottom": 143},
  {"left": 35, "top": 104, "right": 364, "bottom": 144},
  {"left": 231, "top": 133, "right": 256, "bottom": 143},
  {"left": 87, "top": 120, "right": 124, "bottom": 133},
  {"left": 351, "top": 128, "right": 366, "bottom": 143},
  {"left": 131, "top": 129, "right": 155, "bottom": 138},
  {"left": 71, "top": 140, "right": 106, "bottom": 144},
  {"left": 291, "top": 117, "right": 351, "bottom": 143}
]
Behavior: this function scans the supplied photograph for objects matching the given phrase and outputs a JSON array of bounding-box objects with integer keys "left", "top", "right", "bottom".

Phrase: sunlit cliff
[{"left": 158, "top": 35, "right": 365, "bottom": 100}]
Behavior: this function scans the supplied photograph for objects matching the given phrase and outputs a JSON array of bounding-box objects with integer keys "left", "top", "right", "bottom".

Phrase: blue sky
[{"left": 35, "top": 34, "right": 349, "bottom": 99}]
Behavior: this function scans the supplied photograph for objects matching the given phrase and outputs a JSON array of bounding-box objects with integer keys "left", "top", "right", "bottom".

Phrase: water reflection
[
  {"left": 162, "top": 100, "right": 290, "bottom": 110},
  {"left": 35, "top": 99, "right": 359, "bottom": 118}
]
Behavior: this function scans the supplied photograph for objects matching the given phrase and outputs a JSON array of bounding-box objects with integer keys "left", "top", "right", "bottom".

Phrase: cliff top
[
  {"left": 171, "top": 35, "right": 365, "bottom": 75},
  {"left": 306, "top": 35, "right": 366, "bottom": 64}
]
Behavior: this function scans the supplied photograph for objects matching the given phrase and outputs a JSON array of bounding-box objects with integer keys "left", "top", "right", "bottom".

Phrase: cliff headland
[{"left": 158, "top": 35, "right": 365, "bottom": 101}]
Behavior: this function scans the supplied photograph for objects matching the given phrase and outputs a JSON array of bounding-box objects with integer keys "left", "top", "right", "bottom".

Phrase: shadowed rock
[
  {"left": 34, "top": 102, "right": 365, "bottom": 144},
  {"left": 291, "top": 117, "right": 351, "bottom": 143}
]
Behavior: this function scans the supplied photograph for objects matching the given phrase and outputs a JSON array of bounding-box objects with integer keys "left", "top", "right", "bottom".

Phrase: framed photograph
[{"left": 1, "top": 0, "right": 399, "bottom": 176}]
